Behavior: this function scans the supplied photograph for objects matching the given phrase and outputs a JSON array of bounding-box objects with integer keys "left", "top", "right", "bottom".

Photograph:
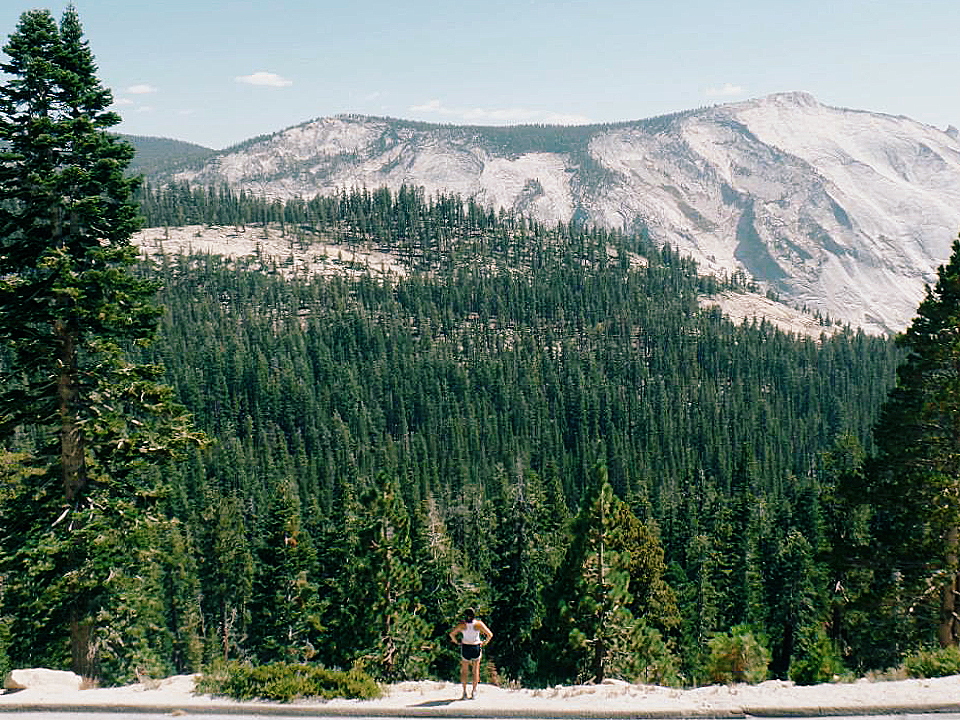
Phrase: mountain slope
[
  {"left": 164, "top": 94, "right": 960, "bottom": 334},
  {"left": 124, "top": 135, "right": 215, "bottom": 176},
  {"left": 131, "top": 223, "right": 843, "bottom": 340}
]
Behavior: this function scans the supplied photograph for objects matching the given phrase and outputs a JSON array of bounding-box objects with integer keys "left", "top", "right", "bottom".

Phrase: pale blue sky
[{"left": 2, "top": 0, "right": 958, "bottom": 149}]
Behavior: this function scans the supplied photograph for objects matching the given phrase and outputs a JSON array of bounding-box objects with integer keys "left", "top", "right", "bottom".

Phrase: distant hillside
[
  {"left": 142, "top": 93, "right": 960, "bottom": 334},
  {"left": 122, "top": 134, "right": 215, "bottom": 177},
  {"left": 132, "top": 221, "right": 844, "bottom": 341}
]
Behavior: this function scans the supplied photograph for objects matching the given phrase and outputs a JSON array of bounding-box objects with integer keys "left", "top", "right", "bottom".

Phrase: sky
[{"left": 2, "top": 0, "right": 958, "bottom": 150}]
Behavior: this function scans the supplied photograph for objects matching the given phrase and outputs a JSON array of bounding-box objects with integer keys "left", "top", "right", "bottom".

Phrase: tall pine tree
[
  {"left": 868, "top": 235, "right": 960, "bottom": 648},
  {"left": 0, "top": 7, "right": 204, "bottom": 681},
  {"left": 343, "top": 473, "right": 433, "bottom": 681},
  {"left": 248, "top": 478, "right": 320, "bottom": 663},
  {"left": 544, "top": 463, "right": 678, "bottom": 684}
]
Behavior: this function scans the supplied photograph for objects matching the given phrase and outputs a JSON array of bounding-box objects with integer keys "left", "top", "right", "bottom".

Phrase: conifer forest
[
  {"left": 9, "top": 179, "right": 921, "bottom": 684},
  {"left": 4, "top": 6, "right": 960, "bottom": 694}
]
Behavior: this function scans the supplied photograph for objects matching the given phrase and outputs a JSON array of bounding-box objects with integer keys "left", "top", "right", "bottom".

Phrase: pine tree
[
  {"left": 545, "top": 463, "right": 677, "bottom": 684},
  {"left": 412, "top": 494, "right": 486, "bottom": 678},
  {"left": 868, "top": 236, "right": 960, "bottom": 648},
  {"left": 819, "top": 435, "right": 882, "bottom": 668},
  {"left": 161, "top": 520, "right": 204, "bottom": 674},
  {"left": 607, "top": 498, "right": 680, "bottom": 637},
  {"left": 489, "top": 462, "right": 565, "bottom": 681},
  {"left": 761, "top": 528, "right": 820, "bottom": 678},
  {"left": 198, "top": 492, "right": 254, "bottom": 661},
  {"left": 248, "top": 478, "right": 320, "bottom": 663},
  {"left": 343, "top": 472, "right": 432, "bottom": 681},
  {"left": 673, "top": 532, "right": 724, "bottom": 681},
  {"left": 0, "top": 7, "right": 205, "bottom": 681}
]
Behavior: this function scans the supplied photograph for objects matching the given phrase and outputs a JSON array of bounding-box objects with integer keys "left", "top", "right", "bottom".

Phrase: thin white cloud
[
  {"left": 410, "top": 99, "right": 591, "bottom": 125},
  {"left": 111, "top": 94, "right": 153, "bottom": 116},
  {"left": 411, "top": 99, "right": 443, "bottom": 113},
  {"left": 705, "top": 83, "right": 745, "bottom": 98},
  {"left": 126, "top": 84, "right": 158, "bottom": 95},
  {"left": 235, "top": 71, "right": 293, "bottom": 88}
]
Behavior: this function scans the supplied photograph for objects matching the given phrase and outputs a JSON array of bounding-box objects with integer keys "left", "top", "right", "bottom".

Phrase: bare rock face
[
  {"left": 166, "top": 93, "right": 960, "bottom": 335},
  {"left": 4, "top": 668, "right": 83, "bottom": 691}
]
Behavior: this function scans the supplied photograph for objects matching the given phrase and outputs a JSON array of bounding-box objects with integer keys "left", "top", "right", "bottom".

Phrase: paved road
[{"left": 9, "top": 708, "right": 960, "bottom": 720}]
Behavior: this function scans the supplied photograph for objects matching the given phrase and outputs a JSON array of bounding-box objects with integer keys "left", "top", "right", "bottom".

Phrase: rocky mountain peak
[{"left": 164, "top": 94, "right": 960, "bottom": 335}]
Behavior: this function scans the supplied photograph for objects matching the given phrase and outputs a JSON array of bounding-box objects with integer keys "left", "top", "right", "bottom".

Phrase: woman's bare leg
[{"left": 471, "top": 658, "right": 480, "bottom": 697}]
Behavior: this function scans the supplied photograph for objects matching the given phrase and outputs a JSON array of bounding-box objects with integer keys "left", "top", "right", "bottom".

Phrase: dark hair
[{"left": 464, "top": 608, "right": 476, "bottom": 622}]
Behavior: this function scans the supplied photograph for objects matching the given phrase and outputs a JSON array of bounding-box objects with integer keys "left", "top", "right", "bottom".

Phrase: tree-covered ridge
[
  {"left": 133, "top": 111, "right": 701, "bottom": 172},
  {"left": 146, "top": 215, "right": 892, "bottom": 500},
  {"left": 136, "top": 182, "right": 768, "bottom": 298},
  {"left": 122, "top": 135, "right": 216, "bottom": 177}
]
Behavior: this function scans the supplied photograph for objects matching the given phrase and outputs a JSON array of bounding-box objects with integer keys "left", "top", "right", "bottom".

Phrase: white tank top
[{"left": 461, "top": 620, "right": 481, "bottom": 644}]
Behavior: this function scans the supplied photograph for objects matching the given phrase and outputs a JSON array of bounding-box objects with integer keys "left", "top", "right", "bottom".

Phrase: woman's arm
[
  {"left": 477, "top": 620, "right": 493, "bottom": 645},
  {"left": 449, "top": 622, "right": 465, "bottom": 644}
]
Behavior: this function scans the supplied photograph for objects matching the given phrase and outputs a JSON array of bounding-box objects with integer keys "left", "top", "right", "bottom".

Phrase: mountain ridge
[
  {"left": 139, "top": 93, "right": 960, "bottom": 334},
  {"left": 131, "top": 222, "right": 845, "bottom": 341}
]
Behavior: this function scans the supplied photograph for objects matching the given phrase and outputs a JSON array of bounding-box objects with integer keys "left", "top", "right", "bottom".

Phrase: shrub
[
  {"left": 789, "top": 626, "right": 846, "bottom": 685},
  {"left": 610, "top": 622, "right": 681, "bottom": 686},
  {"left": 704, "top": 625, "right": 771, "bottom": 684},
  {"left": 902, "top": 646, "right": 960, "bottom": 679},
  {"left": 196, "top": 661, "right": 382, "bottom": 702}
]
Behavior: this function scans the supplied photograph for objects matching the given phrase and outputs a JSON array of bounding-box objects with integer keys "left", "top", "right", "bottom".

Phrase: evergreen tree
[
  {"left": 607, "top": 498, "right": 680, "bottom": 637},
  {"left": 161, "top": 520, "right": 204, "bottom": 674},
  {"left": 761, "top": 528, "right": 820, "bottom": 678},
  {"left": 248, "top": 478, "right": 320, "bottom": 663},
  {"left": 344, "top": 473, "right": 433, "bottom": 680},
  {"left": 545, "top": 463, "right": 678, "bottom": 684},
  {"left": 0, "top": 7, "right": 204, "bottom": 681},
  {"left": 867, "top": 236, "right": 960, "bottom": 649},
  {"left": 819, "top": 435, "right": 881, "bottom": 669},
  {"left": 412, "top": 494, "right": 486, "bottom": 678},
  {"left": 490, "top": 461, "right": 566, "bottom": 681},
  {"left": 199, "top": 492, "right": 255, "bottom": 662},
  {"left": 673, "top": 532, "right": 724, "bottom": 682}
]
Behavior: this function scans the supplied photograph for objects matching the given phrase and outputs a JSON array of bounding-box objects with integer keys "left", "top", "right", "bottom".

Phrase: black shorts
[{"left": 460, "top": 643, "right": 482, "bottom": 661}]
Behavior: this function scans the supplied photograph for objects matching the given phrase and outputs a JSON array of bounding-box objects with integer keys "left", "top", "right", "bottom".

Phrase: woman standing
[{"left": 448, "top": 608, "right": 493, "bottom": 699}]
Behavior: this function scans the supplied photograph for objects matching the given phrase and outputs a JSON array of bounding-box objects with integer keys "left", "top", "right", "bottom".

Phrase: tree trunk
[
  {"left": 56, "top": 324, "right": 85, "bottom": 501},
  {"left": 61, "top": 326, "right": 95, "bottom": 680},
  {"left": 594, "top": 530, "right": 605, "bottom": 683},
  {"left": 70, "top": 610, "right": 97, "bottom": 682},
  {"left": 940, "top": 525, "right": 960, "bottom": 647},
  {"left": 592, "top": 624, "right": 605, "bottom": 683}
]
